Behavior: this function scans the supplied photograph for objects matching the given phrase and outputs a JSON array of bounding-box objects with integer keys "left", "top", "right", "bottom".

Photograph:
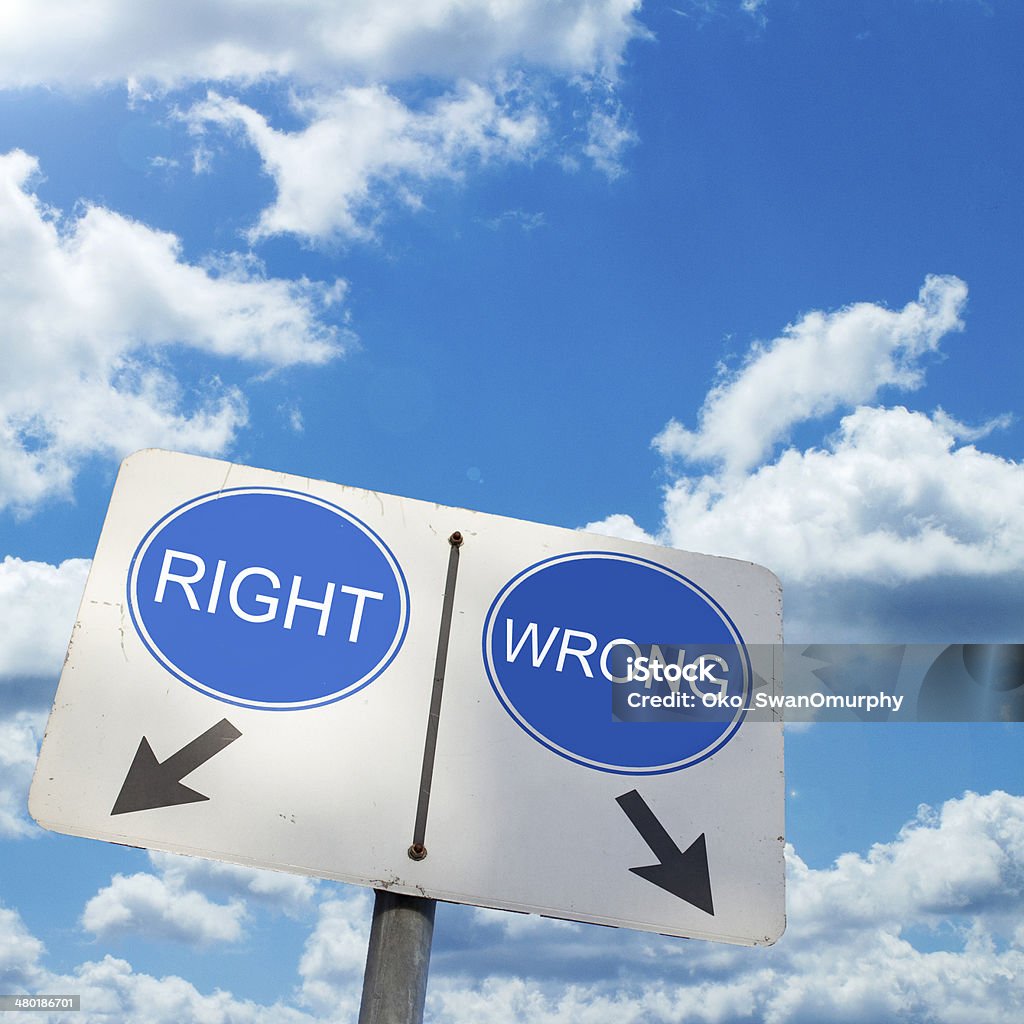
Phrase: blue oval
[
  {"left": 128, "top": 488, "right": 409, "bottom": 709},
  {"left": 483, "top": 552, "right": 750, "bottom": 774}
]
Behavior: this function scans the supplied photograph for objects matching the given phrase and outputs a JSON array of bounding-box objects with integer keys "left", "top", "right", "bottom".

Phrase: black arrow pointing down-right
[{"left": 616, "top": 789, "right": 714, "bottom": 916}]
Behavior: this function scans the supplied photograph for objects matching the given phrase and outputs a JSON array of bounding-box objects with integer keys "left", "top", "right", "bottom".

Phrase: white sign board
[{"left": 31, "top": 449, "right": 784, "bottom": 944}]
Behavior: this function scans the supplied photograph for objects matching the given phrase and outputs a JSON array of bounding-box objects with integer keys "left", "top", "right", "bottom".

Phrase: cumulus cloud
[
  {"left": 81, "top": 872, "right": 248, "bottom": 946},
  {"left": 583, "top": 511, "right": 655, "bottom": 544},
  {"left": 789, "top": 789, "right": 1024, "bottom": 935},
  {"left": 67, "top": 957, "right": 318, "bottom": 1024},
  {"left": 147, "top": 851, "right": 317, "bottom": 916},
  {"left": 2, "top": 5, "right": 647, "bottom": 250},
  {"left": 79, "top": 851, "right": 319, "bottom": 948},
  {"left": 72, "top": 956, "right": 318, "bottom": 1024},
  {"left": 0, "top": 558, "right": 78, "bottom": 837},
  {"left": 0, "top": 903, "right": 46, "bottom": 988},
  {"left": 590, "top": 277, "right": 1024, "bottom": 599},
  {"left": 0, "top": 557, "right": 90, "bottom": 679},
  {"left": 0, "top": 557, "right": 93, "bottom": 839},
  {"left": 7, "top": 790, "right": 1024, "bottom": 1021},
  {"left": 0, "top": 916, "right": 317, "bottom": 1024},
  {"left": 659, "top": 405, "right": 1024, "bottom": 583},
  {"left": 0, "top": 713, "right": 46, "bottom": 839},
  {"left": 428, "top": 938, "right": 1024, "bottom": 1023},
  {"left": 0, "top": 0, "right": 644, "bottom": 91},
  {"left": 188, "top": 83, "right": 545, "bottom": 242},
  {"left": 655, "top": 275, "right": 967, "bottom": 476},
  {"left": 297, "top": 892, "right": 372, "bottom": 1016},
  {"left": 0, "top": 150, "right": 345, "bottom": 512}
]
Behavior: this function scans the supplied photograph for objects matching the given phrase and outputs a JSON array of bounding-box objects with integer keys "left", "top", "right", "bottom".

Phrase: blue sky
[{"left": 1, "top": 1, "right": 1023, "bottom": 1020}]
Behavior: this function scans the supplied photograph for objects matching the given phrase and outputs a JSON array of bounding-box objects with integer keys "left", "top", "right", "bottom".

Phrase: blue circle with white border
[
  {"left": 483, "top": 552, "right": 750, "bottom": 774},
  {"left": 128, "top": 488, "right": 409, "bottom": 710}
]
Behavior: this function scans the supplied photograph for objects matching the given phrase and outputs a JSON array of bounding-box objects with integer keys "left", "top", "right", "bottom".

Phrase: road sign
[
  {"left": 483, "top": 551, "right": 751, "bottom": 773},
  {"left": 31, "top": 449, "right": 784, "bottom": 945},
  {"left": 128, "top": 488, "right": 409, "bottom": 709}
]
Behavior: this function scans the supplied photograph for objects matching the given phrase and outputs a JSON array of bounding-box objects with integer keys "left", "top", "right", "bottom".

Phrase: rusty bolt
[
  {"left": 408, "top": 843, "right": 428, "bottom": 861},
  {"left": 449, "top": 531, "right": 463, "bottom": 547}
]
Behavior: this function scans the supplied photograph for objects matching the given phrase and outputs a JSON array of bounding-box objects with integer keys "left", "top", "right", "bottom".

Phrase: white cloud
[
  {"left": 7, "top": 790, "right": 1024, "bottom": 1021},
  {"left": 591, "top": 277, "right": 1024, "bottom": 599},
  {"left": 69, "top": 956, "right": 318, "bottom": 1024},
  {"left": 284, "top": 405, "right": 305, "bottom": 433},
  {"left": 147, "top": 851, "right": 317, "bottom": 916},
  {"left": 297, "top": 892, "right": 372, "bottom": 1016},
  {"left": 0, "top": 557, "right": 90, "bottom": 679},
  {"left": 659, "top": 405, "right": 1024, "bottom": 583},
  {"left": 0, "top": 928, "right": 318, "bottom": 1024},
  {"left": 429, "top": 978, "right": 690, "bottom": 1024},
  {"left": 788, "top": 790, "right": 1024, "bottom": 936},
  {"left": 79, "top": 852, "right": 319, "bottom": 949},
  {"left": 0, "top": 1, "right": 644, "bottom": 91},
  {"left": 655, "top": 275, "right": 967, "bottom": 476},
  {"left": 480, "top": 209, "right": 547, "bottom": 232},
  {"left": 0, "top": 558, "right": 92, "bottom": 840},
  {"left": 3, "top": 5, "right": 647, "bottom": 249},
  {"left": 931, "top": 408, "right": 1013, "bottom": 444},
  {"left": 583, "top": 104, "right": 637, "bottom": 179},
  {"left": 188, "top": 83, "right": 545, "bottom": 242},
  {"left": 0, "top": 903, "right": 46, "bottom": 987},
  {"left": 0, "top": 150, "right": 345, "bottom": 512},
  {"left": 0, "top": 3, "right": 647, "bottom": 248},
  {"left": 0, "top": 712, "right": 46, "bottom": 839},
  {"left": 428, "top": 939, "right": 1024, "bottom": 1024},
  {"left": 583, "top": 512, "right": 655, "bottom": 544},
  {"left": 81, "top": 871, "right": 247, "bottom": 946}
]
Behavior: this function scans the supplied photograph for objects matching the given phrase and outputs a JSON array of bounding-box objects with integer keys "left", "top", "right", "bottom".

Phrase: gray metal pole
[{"left": 357, "top": 889, "right": 436, "bottom": 1024}]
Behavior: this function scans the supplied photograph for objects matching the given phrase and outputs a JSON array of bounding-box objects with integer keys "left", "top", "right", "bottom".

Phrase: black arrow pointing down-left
[{"left": 111, "top": 719, "right": 242, "bottom": 815}]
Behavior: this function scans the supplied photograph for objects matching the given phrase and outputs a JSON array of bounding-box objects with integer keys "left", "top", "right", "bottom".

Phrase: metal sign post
[{"left": 357, "top": 890, "right": 436, "bottom": 1024}]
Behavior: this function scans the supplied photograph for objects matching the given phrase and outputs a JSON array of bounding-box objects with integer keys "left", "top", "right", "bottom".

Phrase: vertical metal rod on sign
[
  {"left": 357, "top": 530, "right": 463, "bottom": 1024},
  {"left": 357, "top": 889, "right": 437, "bottom": 1024}
]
